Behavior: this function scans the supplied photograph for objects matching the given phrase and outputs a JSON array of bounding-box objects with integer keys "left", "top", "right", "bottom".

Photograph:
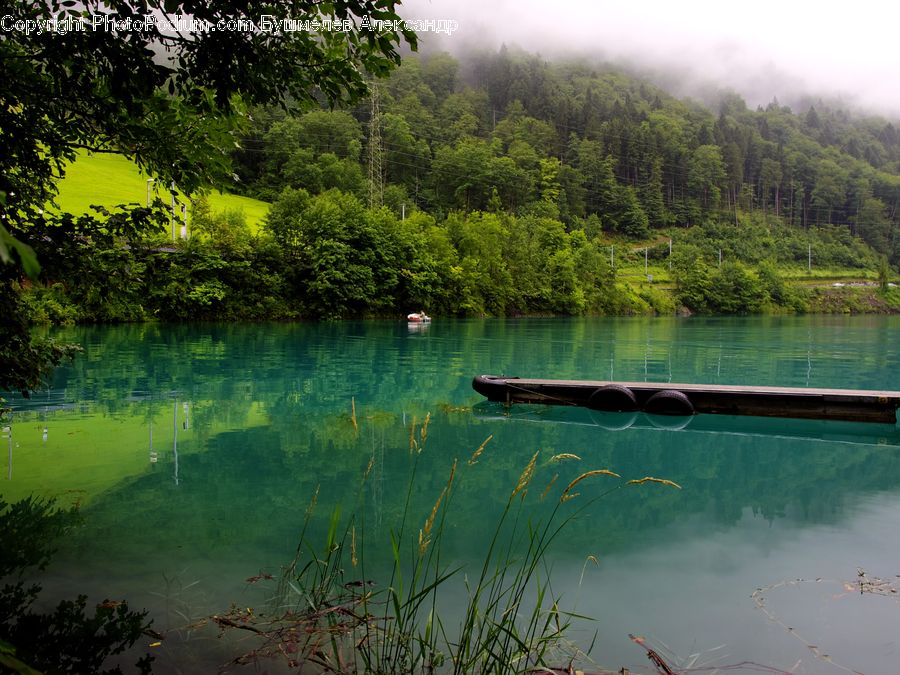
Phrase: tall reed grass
[{"left": 217, "top": 410, "right": 679, "bottom": 673}]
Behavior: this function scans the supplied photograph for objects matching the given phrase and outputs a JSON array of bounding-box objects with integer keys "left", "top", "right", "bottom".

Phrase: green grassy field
[
  {"left": 616, "top": 264, "right": 884, "bottom": 286},
  {"left": 52, "top": 152, "right": 270, "bottom": 233}
]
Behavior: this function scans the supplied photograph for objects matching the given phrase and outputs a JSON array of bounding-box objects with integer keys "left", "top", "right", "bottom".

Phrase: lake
[{"left": 4, "top": 316, "right": 900, "bottom": 674}]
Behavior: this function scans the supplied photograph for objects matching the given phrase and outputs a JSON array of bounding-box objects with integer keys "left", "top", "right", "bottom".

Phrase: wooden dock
[{"left": 472, "top": 375, "right": 900, "bottom": 424}]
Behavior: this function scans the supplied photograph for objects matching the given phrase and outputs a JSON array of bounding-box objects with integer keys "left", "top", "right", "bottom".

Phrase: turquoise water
[{"left": 4, "top": 316, "right": 900, "bottom": 673}]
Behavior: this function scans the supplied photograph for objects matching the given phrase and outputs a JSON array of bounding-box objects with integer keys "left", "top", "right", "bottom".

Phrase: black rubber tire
[
  {"left": 587, "top": 384, "right": 638, "bottom": 412},
  {"left": 648, "top": 413, "right": 694, "bottom": 431},
  {"left": 644, "top": 389, "right": 695, "bottom": 416},
  {"left": 588, "top": 410, "right": 639, "bottom": 431}
]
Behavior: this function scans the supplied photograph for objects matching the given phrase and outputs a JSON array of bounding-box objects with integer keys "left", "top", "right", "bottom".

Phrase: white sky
[{"left": 400, "top": 0, "right": 900, "bottom": 116}]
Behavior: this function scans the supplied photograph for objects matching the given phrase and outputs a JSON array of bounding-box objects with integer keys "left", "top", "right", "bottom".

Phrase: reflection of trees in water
[
  {"left": 67, "top": 403, "right": 900, "bottom": 578},
  {"left": 15, "top": 317, "right": 899, "bottom": 573},
  {"left": 34, "top": 391, "right": 900, "bottom": 672},
  {"left": 36, "top": 318, "right": 900, "bottom": 427},
  {"left": 10, "top": 318, "right": 897, "bottom": 673}
]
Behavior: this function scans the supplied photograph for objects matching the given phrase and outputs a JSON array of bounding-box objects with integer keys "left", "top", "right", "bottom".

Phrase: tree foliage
[
  {"left": 7, "top": 41, "right": 900, "bottom": 354},
  {"left": 1, "top": 0, "right": 416, "bottom": 395},
  {"left": 229, "top": 47, "right": 900, "bottom": 269},
  {"left": 0, "top": 0, "right": 415, "bottom": 220}
]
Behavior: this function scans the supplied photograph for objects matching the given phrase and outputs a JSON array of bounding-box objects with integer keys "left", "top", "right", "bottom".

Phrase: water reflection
[
  {"left": 4, "top": 316, "right": 900, "bottom": 672},
  {"left": 21, "top": 393, "right": 900, "bottom": 581},
  {"left": 475, "top": 402, "right": 900, "bottom": 447}
]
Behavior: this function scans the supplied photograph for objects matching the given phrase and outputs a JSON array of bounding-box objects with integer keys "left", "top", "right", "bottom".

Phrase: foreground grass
[{"left": 208, "top": 413, "right": 682, "bottom": 674}]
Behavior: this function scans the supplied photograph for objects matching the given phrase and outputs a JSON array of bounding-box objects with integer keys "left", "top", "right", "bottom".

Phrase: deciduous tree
[{"left": 1, "top": 0, "right": 415, "bottom": 394}]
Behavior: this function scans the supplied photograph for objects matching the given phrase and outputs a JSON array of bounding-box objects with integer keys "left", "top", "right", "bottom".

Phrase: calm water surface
[{"left": 4, "top": 316, "right": 900, "bottom": 674}]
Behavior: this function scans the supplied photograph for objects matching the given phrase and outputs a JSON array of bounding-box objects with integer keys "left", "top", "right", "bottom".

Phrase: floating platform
[{"left": 472, "top": 375, "right": 900, "bottom": 424}]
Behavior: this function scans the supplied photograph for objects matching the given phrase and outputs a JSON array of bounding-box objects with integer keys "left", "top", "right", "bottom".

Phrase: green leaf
[
  {"left": 0, "top": 638, "right": 45, "bottom": 675},
  {"left": 0, "top": 225, "right": 41, "bottom": 279}
]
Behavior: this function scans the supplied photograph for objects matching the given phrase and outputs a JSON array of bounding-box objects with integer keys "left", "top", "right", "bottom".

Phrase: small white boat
[{"left": 407, "top": 311, "right": 431, "bottom": 323}]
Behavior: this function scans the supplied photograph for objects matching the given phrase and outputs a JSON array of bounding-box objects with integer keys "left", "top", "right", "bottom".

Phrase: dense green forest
[
  {"left": 11, "top": 47, "right": 900, "bottom": 324},
  {"left": 235, "top": 48, "right": 900, "bottom": 248}
]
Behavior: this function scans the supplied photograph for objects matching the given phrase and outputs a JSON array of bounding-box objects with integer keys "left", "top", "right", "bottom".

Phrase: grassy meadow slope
[{"left": 53, "top": 152, "right": 270, "bottom": 232}]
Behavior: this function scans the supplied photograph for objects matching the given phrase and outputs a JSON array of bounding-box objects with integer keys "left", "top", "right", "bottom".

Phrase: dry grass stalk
[
  {"left": 418, "top": 487, "right": 446, "bottom": 555},
  {"left": 560, "top": 469, "right": 621, "bottom": 503},
  {"left": 539, "top": 473, "right": 559, "bottom": 501},
  {"left": 626, "top": 477, "right": 682, "bottom": 489},
  {"left": 418, "top": 459, "right": 457, "bottom": 555},
  {"left": 351, "top": 526, "right": 358, "bottom": 567},
  {"left": 408, "top": 415, "right": 417, "bottom": 452},
  {"left": 550, "top": 453, "right": 581, "bottom": 462},
  {"left": 305, "top": 486, "right": 320, "bottom": 518},
  {"left": 420, "top": 412, "right": 431, "bottom": 445},
  {"left": 468, "top": 434, "right": 493, "bottom": 465},
  {"left": 446, "top": 457, "right": 457, "bottom": 488},
  {"left": 351, "top": 397, "right": 358, "bottom": 433},
  {"left": 511, "top": 451, "right": 539, "bottom": 499}
]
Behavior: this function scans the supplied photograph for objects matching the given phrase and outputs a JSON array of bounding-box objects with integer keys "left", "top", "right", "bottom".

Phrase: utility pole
[
  {"left": 146, "top": 179, "right": 154, "bottom": 207},
  {"left": 3, "top": 424, "right": 11, "bottom": 480},
  {"left": 172, "top": 399, "right": 179, "bottom": 486},
  {"left": 367, "top": 83, "right": 383, "bottom": 209},
  {"left": 170, "top": 181, "right": 176, "bottom": 242},
  {"left": 610, "top": 245, "right": 614, "bottom": 269},
  {"left": 718, "top": 249, "right": 722, "bottom": 267}
]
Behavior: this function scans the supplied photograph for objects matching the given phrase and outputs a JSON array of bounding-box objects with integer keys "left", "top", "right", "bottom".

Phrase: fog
[{"left": 399, "top": 0, "right": 900, "bottom": 117}]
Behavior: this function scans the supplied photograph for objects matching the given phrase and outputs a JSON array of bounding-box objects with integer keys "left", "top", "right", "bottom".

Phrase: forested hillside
[
  {"left": 14, "top": 47, "right": 900, "bottom": 322},
  {"left": 233, "top": 47, "right": 900, "bottom": 261}
]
